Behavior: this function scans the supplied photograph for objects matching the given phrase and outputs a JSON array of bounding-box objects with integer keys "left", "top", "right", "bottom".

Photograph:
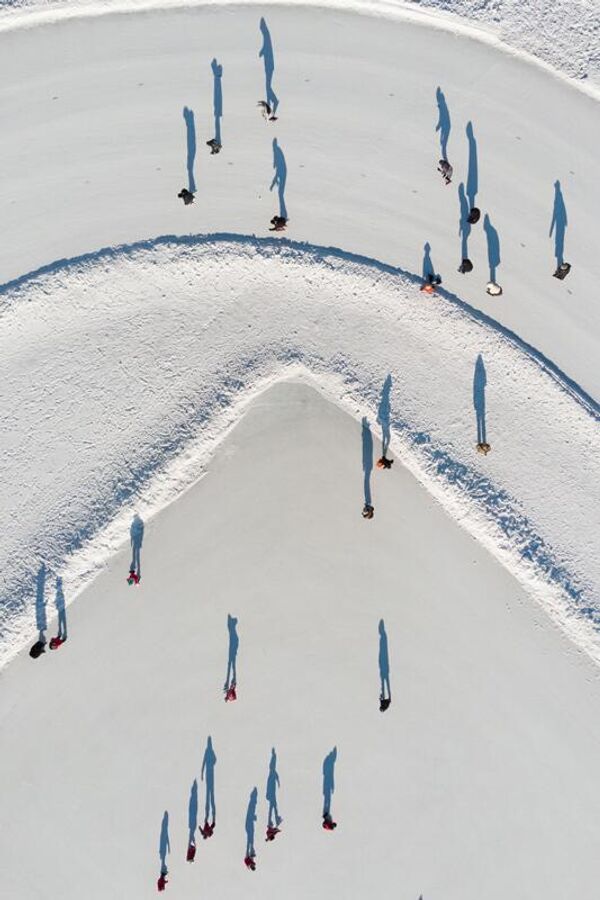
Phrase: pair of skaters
[{"left": 362, "top": 454, "right": 394, "bottom": 520}]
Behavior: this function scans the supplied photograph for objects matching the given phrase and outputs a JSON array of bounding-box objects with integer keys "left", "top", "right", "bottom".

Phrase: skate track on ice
[{"left": 0, "top": 3, "right": 599, "bottom": 666}]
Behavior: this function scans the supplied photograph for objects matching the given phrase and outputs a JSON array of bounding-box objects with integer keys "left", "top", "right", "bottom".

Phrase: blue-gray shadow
[
  {"left": 322, "top": 747, "right": 337, "bottom": 817},
  {"left": 458, "top": 182, "right": 471, "bottom": 260},
  {"left": 422, "top": 241, "right": 441, "bottom": 282},
  {"left": 159, "top": 810, "right": 170, "bottom": 876},
  {"left": 130, "top": 514, "right": 144, "bottom": 578},
  {"left": 224, "top": 614, "right": 239, "bottom": 690},
  {"left": 29, "top": 562, "right": 47, "bottom": 657},
  {"left": 266, "top": 747, "right": 282, "bottom": 828},
  {"left": 245, "top": 787, "right": 258, "bottom": 858},
  {"left": 54, "top": 575, "right": 67, "bottom": 641},
  {"left": 466, "top": 121, "right": 478, "bottom": 211},
  {"left": 473, "top": 353, "right": 487, "bottom": 445},
  {"left": 201, "top": 736, "right": 217, "bottom": 824},
  {"left": 435, "top": 87, "right": 451, "bottom": 161},
  {"left": 188, "top": 779, "right": 198, "bottom": 846},
  {"left": 483, "top": 214, "right": 500, "bottom": 282},
  {"left": 211, "top": 58, "right": 223, "bottom": 145},
  {"left": 259, "top": 17, "right": 279, "bottom": 115},
  {"left": 378, "top": 619, "right": 391, "bottom": 707},
  {"left": 361, "top": 416, "right": 373, "bottom": 506},
  {"left": 549, "top": 180, "right": 568, "bottom": 267},
  {"left": 377, "top": 375, "right": 392, "bottom": 457},
  {"left": 270, "top": 138, "right": 287, "bottom": 219},
  {"left": 183, "top": 106, "right": 197, "bottom": 194}
]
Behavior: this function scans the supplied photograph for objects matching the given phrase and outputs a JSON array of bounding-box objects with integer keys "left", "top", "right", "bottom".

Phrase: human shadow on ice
[
  {"left": 244, "top": 787, "right": 258, "bottom": 869},
  {"left": 207, "top": 59, "right": 223, "bottom": 154},
  {"left": 224, "top": 614, "right": 239, "bottom": 700},
  {"left": 265, "top": 747, "right": 282, "bottom": 840},
  {"left": 29, "top": 562, "right": 47, "bottom": 658},
  {"left": 259, "top": 17, "right": 279, "bottom": 117},
  {"left": 186, "top": 779, "right": 198, "bottom": 861},
  {"left": 270, "top": 138, "right": 288, "bottom": 219},
  {"left": 550, "top": 180, "right": 571, "bottom": 279},
  {"left": 49, "top": 575, "right": 67, "bottom": 650},
  {"left": 458, "top": 183, "right": 473, "bottom": 273},
  {"left": 435, "top": 87, "right": 450, "bottom": 161},
  {"left": 322, "top": 747, "right": 337, "bottom": 829},
  {"left": 377, "top": 375, "right": 392, "bottom": 459},
  {"left": 183, "top": 106, "right": 197, "bottom": 194},
  {"left": 473, "top": 354, "right": 490, "bottom": 455},
  {"left": 361, "top": 416, "right": 374, "bottom": 519},
  {"left": 483, "top": 214, "right": 502, "bottom": 295},
  {"left": 157, "top": 810, "right": 170, "bottom": 891},
  {"left": 128, "top": 514, "right": 144, "bottom": 585},
  {"left": 421, "top": 241, "right": 441, "bottom": 291},
  {"left": 378, "top": 619, "right": 391, "bottom": 711},
  {"left": 200, "top": 736, "right": 217, "bottom": 837},
  {"left": 466, "top": 121, "right": 478, "bottom": 212}
]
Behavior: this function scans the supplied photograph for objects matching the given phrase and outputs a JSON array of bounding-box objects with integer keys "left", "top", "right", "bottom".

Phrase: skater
[
  {"left": 362, "top": 503, "right": 374, "bottom": 519},
  {"left": 458, "top": 258, "right": 473, "bottom": 274},
  {"left": 485, "top": 281, "right": 503, "bottom": 296},
  {"left": 437, "top": 158, "right": 453, "bottom": 185},
  {"left": 257, "top": 100, "right": 277, "bottom": 122},
  {"left": 259, "top": 18, "right": 279, "bottom": 119},
  {"left": 157, "top": 871, "right": 168, "bottom": 891},
  {"left": 158, "top": 811, "right": 170, "bottom": 891},
  {"left": 201, "top": 736, "right": 217, "bottom": 830},
  {"left": 127, "top": 568, "right": 140, "bottom": 586},
  {"left": 49, "top": 576, "right": 67, "bottom": 650},
  {"left": 378, "top": 619, "right": 391, "bottom": 711},
  {"left": 266, "top": 748, "right": 283, "bottom": 836},
  {"left": 322, "top": 747, "right": 337, "bottom": 830},
  {"left": 224, "top": 614, "right": 239, "bottom": 700},
  {"left": 376, "top": 456, "right": 393, "bottom": 470},
  {"left": 420, "top": 272, "right": 442, "bottom": 294},
  {"left": 177, "top": 188, "right": 195, "bottom": 206},
  {"left": 473, "top": 353, "right": 491, "bottom": 455},
  {"left": 206, "top": 138, "right": 222, "bottom": 155},
  {"left": 244, "top": 787, "right": 258, "bottom": 870},
  {"left": 550, "top": 180, "right": 571, "bottom": 279},
  {"left": 467, "top": 207, "right": 481, "bottom": 224},
  {"left": 187, "top": 779, "right": 198, "bottom": 861},
  {"left": 30, "top": 563, "right": 47, "bottom": 658},
  {"left": 269, "top": 215, "right": 287, "bottom": 231}
]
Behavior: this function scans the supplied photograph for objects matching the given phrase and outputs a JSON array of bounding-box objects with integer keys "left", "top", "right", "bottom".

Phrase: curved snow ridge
[
  {"left": 0, "top": 0, "right": 599, "bottom": 99},
  {"left": 0, "top": 233, "right": 599, "bottom": 668}
]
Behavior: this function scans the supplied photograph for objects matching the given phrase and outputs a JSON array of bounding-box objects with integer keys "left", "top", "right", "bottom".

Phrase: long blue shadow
[
  {"left": 54, "top": 575, "right": 67, "bottom": 641},
  {"left": 259, "top": 17, "right": 279, "bottom": 115},
  {"left": 270, "top": 138, "right": 287, "bottom": 219},
  {"left": 224, "top": 614, "right": 239, "bottom": 690},
  {"left": 549, "top": 180, "right": 568, "bottom": 267},
  {"left": 201, "top": 736, "right": 217, "bottom": 823},
  {"left": 29, "top": 563, "right": 47, "bottom": 657},
  {"left": 377, "top": 375, "right": 392, "bottom": 457},
  {"left": 130, "top": 513, "right": 144, "bottom": 578},
  {"left": 422, "top": 241, "right": 437, "bottom": 280},
  {"left": 266, "top": 747, "right": 282, "bottom": 828},
  {"left": 483, "top": 214, "right": 500, "bottom": 282},
  {"left": 378, "top": 619, "right": 391, "bottom": 706},
  {"left": 361, "top": 416, "right": 373, "bottom": 506},
  {"left": 473, "top": 354, "right": 487, "bottom": 445},
  {"left": 458, "top": 182, "right": 471, "bottom": 260},
  {"left": 3, "top": 232, "right": 597, "bottom": 623},
  {"left": 183, "top": 106, "right": 197, "bottom": 194},
  {"left": 466, "top": 121, "right": 478, "bottom": 210},
  {"left": 322, "top": 747, "right": 337, "bottom": 817},
  {"left": 435, "top": 87, "right": 451, "bottom": 161},
  {"left": 245, "top": 787, "right": 258, "bottom": 858},
  {"left": 211, "top": 58, "right": 223, "bottom": 145},
  {"left": 188, "top": 779, "right": 198, "bottom": 846},
  {"left": 159, "top": 810, "right": 170, "bottom": 876}
]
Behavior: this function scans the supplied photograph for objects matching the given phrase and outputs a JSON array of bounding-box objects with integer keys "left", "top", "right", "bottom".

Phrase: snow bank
[{"left": 1, "top": 235, "right": 599, "bottom": 668}]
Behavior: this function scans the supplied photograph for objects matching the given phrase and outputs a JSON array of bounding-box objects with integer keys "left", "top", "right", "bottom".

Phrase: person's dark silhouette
[
  {"left": 187, "top": 779, "right": 198, "bottom": 860},
  {"left": 322, "top": 747, "right": 337, "bottom": 828},
  {"left": 458, "top": 182, "right": 472, "bottom": 271},
  {"left": 361, "top": 416, "right": 374, "bottom": 517},
  {"left": 435, "top": 87, "right": 451, "bottom": 161},
  {"left": 377, "top": 375, "right": 392, "bottom": 458},
  {"left": 30, "top": 563, "right": 47, "bottom": 658},
  {"left": 466, "top": 121, "right": 478, "bottom": 212},
  {"left": 266, "top": 747, "right": 282, "bottom": 829},
  {"left": 158, "top": 810, "right": 170, "bottom": 888},
  {"left": 483, "top": 214, "right": 501, "bottom": 283},
  {"left": 473, "top": 354, "right": 489, "bottom": 452},
  {"left": 550, "top": 180, "right": 571, "bottom": 277},
  {"left": 245, "top": 787, "right": 258, "bottom": 867},
  {"left": 270, "top": 138, "right": 287, "bottom": 220},
  {"left": 129, "top": 514, "right": 144, "bottom": 580},
  {"left": 49, "top": 576, "right": 68, "bottom": 649},
  {"left": 259, "top": 18, "right": 279, "bottom": 116},
  {"left": 378, "top": 619, "right": 391, "bottom": 711},
  {"left": 183, "top": 106, "right": 197, "bottom": 194},
  {"left": 210, "top": 58, "right": 223, "bottom": 151},
  {"left": 224, "top": 614, "right": 239, "bottom": 692},
  {"left": 201, "top": 736, "right": 217, "bottom": 825}
]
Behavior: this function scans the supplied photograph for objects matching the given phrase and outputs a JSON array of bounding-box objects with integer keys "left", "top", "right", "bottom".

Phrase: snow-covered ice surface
[{"left": 2, "top": 381, "right": 600, "bottom": 900}]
